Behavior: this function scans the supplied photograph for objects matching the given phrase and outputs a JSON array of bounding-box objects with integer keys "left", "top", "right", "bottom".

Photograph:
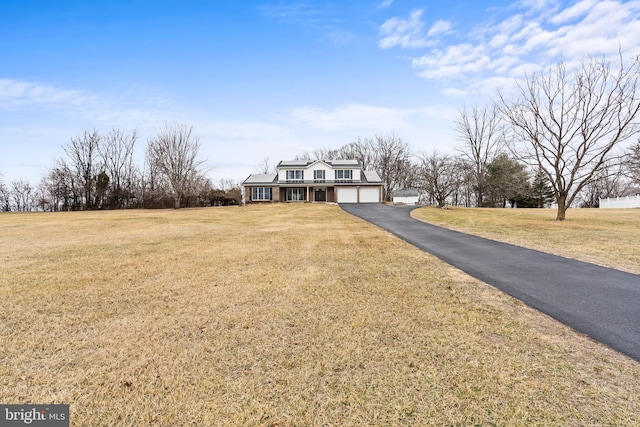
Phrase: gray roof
[
  {"left": 242, "top": 173, "right": 277, "bottom": 185},
  {"left": 393, "top": 189, "right": 419, "bottom": 197},
  {"left": 362, "top": 170, "right": 382, "bottom": 183},
  {"left": 277, "top": 160, "right": 311, "bottom": 167},
  {"left": 277, "top": 159, "right": 362, "bottom": 168},
  {"left": 327, "top": 159, "right": 361, "bottom": 167},
  {"left": 243, "top": 160, "right": 383, "bottom": 186}
]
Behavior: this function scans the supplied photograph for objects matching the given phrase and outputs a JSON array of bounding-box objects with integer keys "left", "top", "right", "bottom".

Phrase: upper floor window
[
  {"left": 313, "top": 170, "right": 325, "bottom": 181},
  {"left": 335, "top": 170, "right": 353, "bottom": 181},
  {"left": 286, "top": 170, "right": 304, "bottom": 180}
]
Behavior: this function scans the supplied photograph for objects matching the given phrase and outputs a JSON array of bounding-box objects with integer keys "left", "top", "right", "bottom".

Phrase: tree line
[
  {"left": 287, "top": 133, "right": 557, "bottom": 210},
  {"left": 2, "top": 54, "right": 640, "bottom": 220},
  {"left": 288, "top": 53, "right": 640, "bottom": 220},
  {"left": 0, "top": 123, "right": 241, "bottom": 212}
]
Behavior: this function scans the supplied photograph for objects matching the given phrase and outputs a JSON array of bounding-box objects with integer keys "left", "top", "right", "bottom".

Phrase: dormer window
[{"left": 286, "top": 170, "right": 304, "bottom": 181}]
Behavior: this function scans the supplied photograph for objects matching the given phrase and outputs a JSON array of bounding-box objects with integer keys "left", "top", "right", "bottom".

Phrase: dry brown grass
[
  {"left": 1, "top": 204, "right": 639, "bottom": 426},
  {"left": 411, "top": 206, "right": 640, "bottom": 274}
]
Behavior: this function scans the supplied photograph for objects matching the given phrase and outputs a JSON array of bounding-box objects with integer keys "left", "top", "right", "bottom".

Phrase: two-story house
[{"left": 242, "top": 159, "right": 383, "bottom": 204}]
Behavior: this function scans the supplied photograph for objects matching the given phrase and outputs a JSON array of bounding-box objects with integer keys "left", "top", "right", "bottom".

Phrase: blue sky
[{"left": 1, "top": 0, "right": 639, "bottom": 184}]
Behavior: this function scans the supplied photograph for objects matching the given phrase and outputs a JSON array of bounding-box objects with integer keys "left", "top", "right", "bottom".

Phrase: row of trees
[
  {"left": 290, "top": 134, "right": 414, "bottom": 202},
  {"left": 287, "top": 135, "right": 556, "bottom": 209},
  {"left": 0, "top": 123, "right": 241, "bottom": 212},
  {"left": 289, "top": 53, "right": 640, "bottom": 220},
  {"left": 3, "top": 54, "right": 640, "bottom": 220},
  {"left": 422, "top": 53, "right": 640, "bottom": 221}
]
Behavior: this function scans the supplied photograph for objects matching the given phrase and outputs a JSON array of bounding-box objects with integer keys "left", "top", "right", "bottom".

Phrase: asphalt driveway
[{"left": 340, "top": 203, "right": 640, "bottom": 362}]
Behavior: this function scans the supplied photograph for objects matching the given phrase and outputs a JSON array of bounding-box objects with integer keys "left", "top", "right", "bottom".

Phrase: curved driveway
[{"left": 340, "top": 203, "right": 640, "bottom": 362}]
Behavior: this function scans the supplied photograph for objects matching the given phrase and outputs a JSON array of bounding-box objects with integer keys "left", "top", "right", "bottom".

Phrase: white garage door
[
  {"left": 359, "top": 187, "right": 380, "bottom": 203},
  {"left": 337, "top": 187, "right": 358, "bottom": 203}
]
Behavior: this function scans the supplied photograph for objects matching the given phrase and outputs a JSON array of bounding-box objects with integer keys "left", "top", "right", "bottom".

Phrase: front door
[{"left": 314, "top": 188, "right": 327, "bottom": 202}]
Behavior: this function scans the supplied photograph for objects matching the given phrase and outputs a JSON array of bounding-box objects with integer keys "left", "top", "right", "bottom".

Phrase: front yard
[{"left": 1, "top": 204, "right": 638, "bottom": 425}]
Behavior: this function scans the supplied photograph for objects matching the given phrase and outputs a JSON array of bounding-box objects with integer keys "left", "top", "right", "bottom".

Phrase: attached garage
[
  {"left": 359, "top": 187, "right": 380, "bottom": 203},
  {"left": 336, "top": 187, "right": 358, "bottom": 203},
  {"left": 336, "top": 186, "right": 381, "bottom": 203}
]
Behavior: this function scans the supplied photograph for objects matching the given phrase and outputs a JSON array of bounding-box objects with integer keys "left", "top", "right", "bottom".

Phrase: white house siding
[
  {"left": 393, "top": 196, "right": 419, "bottom": 204},
  {"left": 600, "top": 195, "right": 640, "bottom": 208},
  {"left": 277, "top": 162, "right": 360, "bottom": 183},
  {"left": 315, "top": 164, "right": 335, "bottom": 179}
]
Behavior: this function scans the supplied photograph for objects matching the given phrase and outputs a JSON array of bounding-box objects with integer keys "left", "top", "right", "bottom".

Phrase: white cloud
[
  {"left": 517, "top": 0, "right": 560, "bottom": 13},
  {"left": 0, "top": 79, "right": 92, "bottom": 111},
  {"left": 550, "top": 0, "right": 598, "bottom": 24},
  {"left": 290, "top": 104, "right": 410, "bottom": 131},
  {"left": 412, "top": 44, "right": 491, "bottom": 79},
  {"left": 393, "top": 0, "right": 640, "bottom": 99},
  {"left": 427, "top": 20, "right": 453, "bottom": 37},
  {"left": 321, "top": 27, "right": 354, "bottom": 45},
  {"left": 378, "top": 0, "right": 394, "bottom": 8},
  {"left": 288, "top": 103, "right": 455, "bottom": 134},
  {"left": 441, "top": 87, "right": 468, "bottom": 98},
  {"left": 284, "top": 102, "right": 460, "bottom": 156},
  {"left": 544, "top": 1, "right": 640, "bottom": 58},
  {"left": 257, "top": 3, "right": 324, "bottom": 22},
  {"left": 378, "top": 9, "right": 436, "bottom": 49}
]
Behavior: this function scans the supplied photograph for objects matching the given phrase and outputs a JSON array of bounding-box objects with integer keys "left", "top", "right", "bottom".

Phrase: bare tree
[
  {"left": 293, "top": 135, "right": 413, "bottom": 200},
  {"left": 579, "top": 161, "right": 632, "bottom": 207},
  {"left": 146, "top": 123, "right": 206, "bottom": 209},
  {"left": 10, "top": 179, "right": 33, "bottom": 212},
  {"left": 296, "top": 139, "right": 377, "bottom": 166},
  {"left": 341, "top": 138, "right": 377, "bottom": 170},
  {"left": 34, "top": 178, "right": 54, "bottom": 212},
  {"left": 499, "top": 53, "right": 640, "bottom": 220},
  {"left": 47, "top": 159, "right": 81, "bottom": 210},
  {"left": 255, "top": 157, "right": 276, "bottom": 174},
  {"left": 371, "top": 134, "right": 413, "bottom": 201},
  {"left": 417, "top": 151, "right": 460, "bottom": 208},
  {"left": 142, "top": 147, "right": 172, "bottom": 208},
  {"left": 454, "top": 104, "right": 504, "bottom": 207},
  {"left": 63, "top": 129, "right": 102, "bottom": 209},
  {"left": 0, "top": 175, "right": 10, "bottom": 212},
  {"left": 99, "top": 128, "right": 137, "bottom": 209}
]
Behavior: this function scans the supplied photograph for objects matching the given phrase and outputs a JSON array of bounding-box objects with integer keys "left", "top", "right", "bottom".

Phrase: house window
[
  {"left": 314, "top": 170, "right": 325, "bottom": 182},
  {"left": 335, "top": 169, "right": 353, "bottom": 182},
  {"left": 286, "top": 170, "right": 304, "bottom": 181},
  {"left": 251, "top": 187, "right": 271, "bottom": 201},
  {"left": 286, "top": 188, "right": 305, "bottom": 201}
]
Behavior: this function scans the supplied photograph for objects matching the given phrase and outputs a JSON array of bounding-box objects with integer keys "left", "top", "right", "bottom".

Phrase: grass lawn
[
  {"left": 1, "top": 204, "right": 639, "bottom": 426},
  {"left": 411, "top": 206, "right": 640, "bottom": 275}
]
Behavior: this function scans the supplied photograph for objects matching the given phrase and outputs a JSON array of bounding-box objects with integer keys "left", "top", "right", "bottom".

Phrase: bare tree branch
[
  {"left": 454, "top": 104, "right": 504, "bottom": 207},
  {"left": 146, "top": 123, "right": 206, "bottom": 209},
  {"left": 499, "top": 53, "right": 640, "bottom": 220}
]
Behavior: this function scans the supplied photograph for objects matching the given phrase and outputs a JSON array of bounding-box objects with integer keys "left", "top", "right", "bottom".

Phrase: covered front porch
[{"left": 279, "top": 186, "right": 335, "bottom": 202}]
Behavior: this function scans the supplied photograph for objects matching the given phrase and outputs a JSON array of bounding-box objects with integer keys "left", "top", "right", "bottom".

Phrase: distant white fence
[{"left": 599, "top": 195, "right": 640, "bottom": 209}]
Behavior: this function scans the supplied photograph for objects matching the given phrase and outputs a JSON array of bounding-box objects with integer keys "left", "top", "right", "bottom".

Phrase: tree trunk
[{"left": 556, "top": 195, "right": 568, "bottom": 221}]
